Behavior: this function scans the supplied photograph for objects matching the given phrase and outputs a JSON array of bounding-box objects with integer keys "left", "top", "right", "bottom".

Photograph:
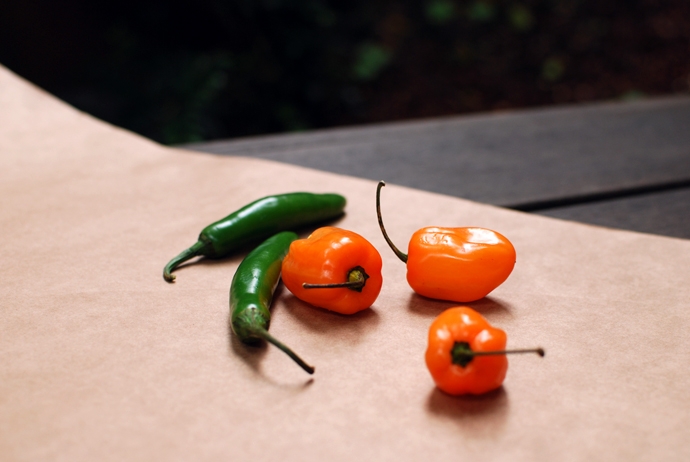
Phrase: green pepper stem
[
  {"left": 302, "top": 266, "right": 369, "bottom": 293},
  {"left": 451, "top": 341, "right": 544, "bottom": 367},
  {"left": 163, "top": 240, "right": 209, "bottom": 283},
  {"left": 376, "top": 181, "right": 408, "bottom": 263},
  {"left": 256, "top": 328, "right": 315, "bottom": 375}
]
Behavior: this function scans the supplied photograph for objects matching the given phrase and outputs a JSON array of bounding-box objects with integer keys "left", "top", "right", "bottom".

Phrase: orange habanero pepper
[
  {"left": 281, "top": 227, "right": 383, "bottom": 315},
  {"left": 426, "top": 306, "right": 544, "bottom": 395},
  {"left": 376, "top": 181, "right": 516, "bottom": 302}
]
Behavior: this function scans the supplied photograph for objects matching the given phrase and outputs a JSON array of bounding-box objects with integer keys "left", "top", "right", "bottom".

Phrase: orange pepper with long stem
[
  {"left": 281, "top": 227, "right": 383, "bottom": 315},
  {"left": 426, "top": 306, "right": 544, "bottom": 395},
  {"left": 376, "top": 181, "right": 516, "bottom": 302}
]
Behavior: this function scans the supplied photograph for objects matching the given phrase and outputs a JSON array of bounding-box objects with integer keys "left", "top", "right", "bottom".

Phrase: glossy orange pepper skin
[
  {"left": 406, "top": 226, "right": 516, "bottom": 302},
  {"left": 281, "top": 227, "right": 383, "bottom": 315},
  {"left": 425, "top": 306, "right": 508, "bottom": 395}
]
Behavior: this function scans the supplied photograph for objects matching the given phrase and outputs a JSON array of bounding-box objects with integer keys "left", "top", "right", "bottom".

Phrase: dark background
[{"left": 1, "top": 0, "right": 688, "bottom": 144}]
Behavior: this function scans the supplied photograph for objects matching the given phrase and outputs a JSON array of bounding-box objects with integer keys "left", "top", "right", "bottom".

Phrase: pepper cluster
[{"left": 163, "top": 183, "right": 543, "bottom": 393}]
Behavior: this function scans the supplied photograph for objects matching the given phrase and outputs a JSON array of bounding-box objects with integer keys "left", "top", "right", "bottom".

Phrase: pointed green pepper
[
  {"left": 163, "top": 192, "right": 346, "bottom": 282},
  {"left": 230, "top": 231, "right": 314, "bottom": 374}
]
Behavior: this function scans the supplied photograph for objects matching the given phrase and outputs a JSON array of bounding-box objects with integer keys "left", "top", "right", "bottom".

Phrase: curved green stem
[
  {"left": 163, "top": 240, "right": 209, "bottom": 283},
  {"left": 257, "top": 328, "right": 315, "bottom": 374},
  {"left": 302, "top": 266, "right": 369, "bottom": 293},
  {"left": 452, "top": 341, "right": 545, "bottom": 367},
  {"left": 376, "top": 181, "right": 408, "bottom": 263}
]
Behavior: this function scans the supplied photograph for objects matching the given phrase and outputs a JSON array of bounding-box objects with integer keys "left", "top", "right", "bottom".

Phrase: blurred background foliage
[{"left": 1, "top": 0, "right": 689, "bottom": 144}]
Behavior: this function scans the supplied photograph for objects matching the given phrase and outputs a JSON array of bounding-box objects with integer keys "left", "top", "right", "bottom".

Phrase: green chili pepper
[
  {"left": 164, "top": 192, "right": 346, "bottom": 282},
  {"left": 231, "top": 231, "right": 314, "bottom": 374}
]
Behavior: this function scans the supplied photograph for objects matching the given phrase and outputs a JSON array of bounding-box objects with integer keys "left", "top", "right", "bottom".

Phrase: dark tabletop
[{"left": 186, "top": 96, "right": 690, "bottom": 240}]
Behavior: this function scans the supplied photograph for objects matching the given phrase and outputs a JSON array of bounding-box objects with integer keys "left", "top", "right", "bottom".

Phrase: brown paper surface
[{"left": 2, "top": 64, "right": 689, "bottom": 461}]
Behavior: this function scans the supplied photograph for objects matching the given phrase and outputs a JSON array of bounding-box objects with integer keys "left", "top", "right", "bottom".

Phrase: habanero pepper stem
[
  {"left": 375, "top": 181, "right": 408, "bottom": 263},
  {"left": 303, "top": 281, "right": 363, "bottom": 289},
  {"left": 450, "top": 342, "right": 544, "bottom": 368},
  {"left": 302, "top": 266, "right": 369, "bottom": 291}
]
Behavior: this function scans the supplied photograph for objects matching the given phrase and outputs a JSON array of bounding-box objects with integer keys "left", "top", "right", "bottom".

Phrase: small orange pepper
[
  {"left": 426, "top": 306, "right": 544, "bottom": 395},
  {"left": 281, "top": 227, "right": 383, "bottom": 315},
  {"left": 376, "top": 181, "right": 516, "bottom": 302}
]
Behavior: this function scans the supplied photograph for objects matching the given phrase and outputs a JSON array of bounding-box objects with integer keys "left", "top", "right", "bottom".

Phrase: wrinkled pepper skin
[
  {"left": 281, "top": 227, "right": 383, "bottom": 315},
  {"left": 406, "top": 227, "right": 516, "bottom": 302},
  {"left": 425, "top": 306, "right": 508, "bottom": 395},
  {"left": 375, "top": 181, "right": 515, "bottom": 303}
]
